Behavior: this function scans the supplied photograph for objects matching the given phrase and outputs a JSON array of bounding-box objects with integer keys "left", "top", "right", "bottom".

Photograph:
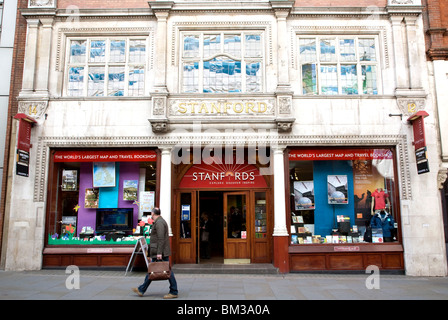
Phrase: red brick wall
[{"left": 423, "top": 0, "right": 448, "bottom": 59}]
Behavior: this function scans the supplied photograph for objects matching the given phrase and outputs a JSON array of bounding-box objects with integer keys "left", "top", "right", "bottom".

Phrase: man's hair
[{"left": 152, "top": 207, "right": 161, "bottom": 216}]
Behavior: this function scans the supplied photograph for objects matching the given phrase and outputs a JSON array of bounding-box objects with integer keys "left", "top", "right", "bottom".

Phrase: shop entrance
[{"left": 175, "top": 189, "right": 271, "bottom": 264}]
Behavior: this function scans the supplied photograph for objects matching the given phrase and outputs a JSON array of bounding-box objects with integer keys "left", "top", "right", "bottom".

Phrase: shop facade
[{"left": 1, "top": 0, "right": 447, "bottom": 276}]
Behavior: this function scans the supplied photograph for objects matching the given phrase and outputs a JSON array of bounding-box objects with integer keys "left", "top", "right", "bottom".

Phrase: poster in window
[
  {"left": 123, "top": 180, "right": 138, "bottom": 201},
  {"left": 327, "top": 175, "right": 348, "bottom": 204},
  {"left": 85, "top": 188, "right": 99, "bottom": 208},
  {"left": 140, "top": 191, "right": 155, "bottom": 214},
  {"left": 93, "top": 162, "right": 116, "bottom": 188},
  {"left": 181, "top": 205, "right": 191, "bottom": 221},
  {"left": 293, "top": 181, "right": 315, "bottom": 210},
  {"left": 62, "top": 169, "right": 78, "bottom": 191}
]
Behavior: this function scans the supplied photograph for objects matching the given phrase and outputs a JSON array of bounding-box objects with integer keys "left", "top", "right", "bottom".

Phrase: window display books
[
  {"left": 123, "top": 180, "right": 138, "bottom": 201},
  {"left": 84, "top": 188, "right": 99, "bottom": 208},
  {"left": 294, "top": 181, "right": 315, "bottom": 210},
  {"left": 62, "top": 169, "right": 78, "bottom": 191}
]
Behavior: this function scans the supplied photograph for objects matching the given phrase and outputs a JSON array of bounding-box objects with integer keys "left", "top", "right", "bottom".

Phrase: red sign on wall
[
  {"left": 288, "top": 148, "right": 394, "bottom": 161},
  {"left": 54, "top": 150, "right": 157, "bottom": 162},
  {"left": 179, "top": 156, "right": 268, "bottom": 189},
  {"left": 14, "top": 113, "right": 37, "bottom": 152},
  {"left": 407, "top": 111, "right": 429, "bottom": 151}
]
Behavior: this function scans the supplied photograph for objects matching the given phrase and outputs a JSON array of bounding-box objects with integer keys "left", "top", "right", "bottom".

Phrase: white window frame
[
  {"left": 298, "top": 35, "right": 382, "bottom": 96},
  {"left": 64, "top": 37, "right": 148, "bottom": 97},
  {"left": 180, "top": 31, "right": 265, "bottom": 94}
]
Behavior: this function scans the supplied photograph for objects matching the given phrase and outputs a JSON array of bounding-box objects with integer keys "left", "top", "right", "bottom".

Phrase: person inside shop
[
  {"left": 200, "top": 212, "right": 211, "bottom": 259},
  {"left": 132, "top": 207, "right": 178, "bottom": 299},
  {"left": 370, "top": 187, "right": 390, "bottom": 215}
]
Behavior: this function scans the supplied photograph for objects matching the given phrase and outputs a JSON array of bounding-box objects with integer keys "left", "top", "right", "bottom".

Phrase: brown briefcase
[{"left": 147, "top": 261, "right": 171, "bottom": 281}]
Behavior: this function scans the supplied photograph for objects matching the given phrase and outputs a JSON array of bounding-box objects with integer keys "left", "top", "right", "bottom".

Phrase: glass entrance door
[{"left": 223, "top": 192, "right": 250, "bottom": 263}]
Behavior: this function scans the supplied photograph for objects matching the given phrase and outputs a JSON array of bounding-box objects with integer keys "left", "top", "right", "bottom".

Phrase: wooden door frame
[{"left": 223, "top": 191, "right": 251, "bottom": 262}]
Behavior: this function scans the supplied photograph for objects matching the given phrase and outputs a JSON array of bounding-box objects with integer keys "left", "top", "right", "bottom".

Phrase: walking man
[{"left": 132, "top": 207, "right": 178, "bottom": 299}]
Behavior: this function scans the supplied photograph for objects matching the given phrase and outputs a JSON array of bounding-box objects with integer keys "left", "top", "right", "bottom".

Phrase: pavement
[{"left": 0, "top": 268, "right": 448, "bottom": 301}]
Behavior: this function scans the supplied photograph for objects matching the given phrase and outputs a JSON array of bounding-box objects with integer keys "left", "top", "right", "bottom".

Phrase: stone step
[{"left": 172, "top": 263, "right": 278, "bottom": 275}]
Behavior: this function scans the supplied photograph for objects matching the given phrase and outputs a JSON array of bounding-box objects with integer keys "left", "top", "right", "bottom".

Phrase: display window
[
  {"left": 45, "top": 149, "right": 158, "bottom": 246},
  {"left": 288, "top": 147, "right": 399, "bottom": 245}
]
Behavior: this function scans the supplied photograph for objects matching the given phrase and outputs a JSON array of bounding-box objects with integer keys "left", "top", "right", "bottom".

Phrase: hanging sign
[
  {"left": 14, "top": 113, "right": 37, "bottom": 153},
  {"left": 407, "top": 111, "right": 430, "bottom": 175}
]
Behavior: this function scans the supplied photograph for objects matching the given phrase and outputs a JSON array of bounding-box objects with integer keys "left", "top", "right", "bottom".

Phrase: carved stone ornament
[
  {"left": 152, "top": 97, "right": 166, "bottom": 116},
  {"left": 18, "top": 101, "right": 49, "bottom": 122},
  {"left": 149, "top": 119, "right": 169, "bottom": 133},
  {"left": 389, "top": 0, "right": 416, "bottom": 4},
  {"left": 278, "top": 96, "right": 292, "bottom": 115},
  {"left": 276, "top": 118, "right": 295, "bottom": 132},
  {"left": 28, "top": 0, "right": 56, "bottom": 8},
  {"left": 438, "top": 168, "right": 448, "bottom": 189},
  {"left": 396, "top": 98, "right": 426, "bottom": 117}
]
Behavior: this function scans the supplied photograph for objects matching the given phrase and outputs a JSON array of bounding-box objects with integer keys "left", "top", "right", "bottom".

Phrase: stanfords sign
[
  {"left": 179, "top": 159, "right": 267, "bottom": 189},
  {"left": 169, "top": 98, "right": 275, "bottom": 116}
]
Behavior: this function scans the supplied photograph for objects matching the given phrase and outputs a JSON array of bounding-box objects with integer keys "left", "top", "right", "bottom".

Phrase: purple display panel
[
  {"left": 77, "top": 162, "right": 95, "bottom": 236},
  {"left": 76, "top": 162, "right": 140, "bottom": 236},
  {"left": 117, "top": 162, "right": 140, "bottom": 230}
]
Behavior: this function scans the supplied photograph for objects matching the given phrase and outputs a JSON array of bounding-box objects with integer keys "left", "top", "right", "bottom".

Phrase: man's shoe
[
  {"left": 132, "top": 288, "right": 143, "bottom": 297},
  {"left": 163, "top": 293, "right": 178, "bottom": 299}
]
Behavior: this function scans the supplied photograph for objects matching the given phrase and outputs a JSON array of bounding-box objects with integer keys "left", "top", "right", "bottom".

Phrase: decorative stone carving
[
  {"left": 438, "top": 168, "right": 448, "bottom": 189},
  {"left": 275, "top": 118, "right": 294, "bottom": 132},
  {"left": 28, "top": 0, "right": 56, "bottom": 8},
  {"left": 34, "top": 134, "right": 412, "bottom": 202},
  {"left": 18, "top": 100, "right": 49, "bottom": 122},
  {"left": 152, "top": 97, "right": 166, "bottom": 116},
  {"left": 396, "top": 97, "right": 426, "bottom": 117},
  {"left": 149, "top": 119, "right": 169, "bottom": 133},
  {"left": 278, "top": 96, "right": 292, "bottom": 114}
]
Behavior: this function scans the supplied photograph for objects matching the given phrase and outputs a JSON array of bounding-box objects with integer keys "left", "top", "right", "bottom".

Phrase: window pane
[
  {"left": 68, "top": 67, "right": 84, "bottom": 96},
  {"left": 302, "top": 64, "right": 317, "bottom": 94},
  {"left": 320, "top": 65, "right": 338, "bottom": 95},
  {"left": 362, "top": 65, "right": 377, "bottom": 94},
  {"left": 129, "top": 40, "right": 146, "bottom": 63},
  {"left": 108, "top": 66, "right": 125, "bottom": 96},
  {"left": 203, "top": 56, "right": 241, "bottom": 93},
  {"left": 224, "top": 34, "right": 241, "bottom": 58},
  {"left": 245, "top": 34, "right": 262, "bottom": 58},
  {"left": 183, "top": 35, "right": 200, "bottom": 58},
  {"left": 88, "top": 66, "right": 105, "bottom": 96},
  {"left": 246, "top": 61, "right": 261, "bottom": 93},
  {"left": 90, "top": 40, "right": 106, "bottom": 63},
  {"left": 203, "top": 34, "right": 221, "bottom": 58},
  {"left": 299, "top": 38, "right": 316, "bottom": 63},
  {"left": 128, "top": 66, "right": 145, "bottom": 96},
  {"left": 110, "top": 40, "right": 126, "bottom": 63},
  {"left": 320, "top": 39, "right": 336, "bottom": 62},
  {"left": 339, "top": 39, "right": 356, "bottom": 62},
  {"left": 183, "top": 62, "right": 199, "bottom": 93},
  {"left": 341, "top": 64, "right": 358, "bottom": 94},
  {"left": 359, "top": 39, "right": 376, "bottom": 61},
  {"left": 70, "top": 40, "right": 86, "bottom": 64}
]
